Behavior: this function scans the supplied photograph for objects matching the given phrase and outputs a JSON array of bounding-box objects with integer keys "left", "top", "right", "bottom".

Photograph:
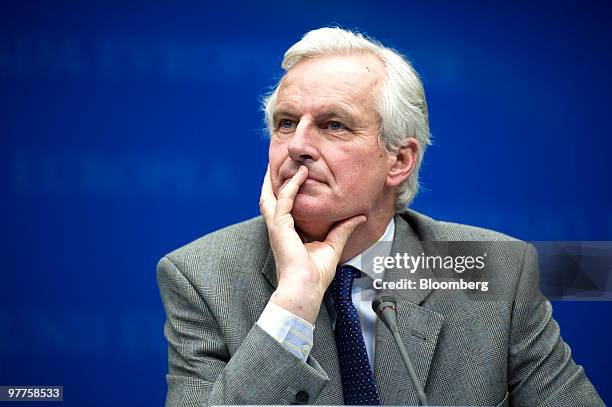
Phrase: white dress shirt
[{"left": 257, "top": 218, "right": 395, "bottom": 365}]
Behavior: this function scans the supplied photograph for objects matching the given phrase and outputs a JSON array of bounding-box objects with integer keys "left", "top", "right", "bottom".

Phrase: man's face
[{"left": 269, "top": 54, "right": 393, "bottom": 227}]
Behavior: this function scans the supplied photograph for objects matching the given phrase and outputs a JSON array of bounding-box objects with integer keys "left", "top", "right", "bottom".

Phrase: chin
[
  {"left": 291, "top": 193, "right": 359, "bottom": 226},
  {"left": 291, "top": 194, "right": 335, "bottom": 223}
]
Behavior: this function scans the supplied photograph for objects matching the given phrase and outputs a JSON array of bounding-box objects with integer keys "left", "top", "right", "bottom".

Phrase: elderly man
[{"left": 157, "top": 28, "right": 603, "bottom": 406}]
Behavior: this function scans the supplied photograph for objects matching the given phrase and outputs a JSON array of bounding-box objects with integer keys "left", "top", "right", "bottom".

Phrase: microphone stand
[{"left": 373, "top": 295, "right": 428, "bottom": 406}]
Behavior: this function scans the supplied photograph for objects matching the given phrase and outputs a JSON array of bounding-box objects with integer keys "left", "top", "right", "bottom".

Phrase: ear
[{"left": 386, "top": 138, "right": 418, "bottom": 187}]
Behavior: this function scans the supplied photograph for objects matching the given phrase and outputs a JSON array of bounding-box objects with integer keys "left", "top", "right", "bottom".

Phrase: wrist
[{"left": 271, "top": 283, "right": 325, "bottom": 325}]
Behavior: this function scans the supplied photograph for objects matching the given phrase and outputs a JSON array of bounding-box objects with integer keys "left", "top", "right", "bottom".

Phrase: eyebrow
[
  {"left": 317, "top": 108, "right": 356, "bottom": 125},
  {"left": 272, "top": 108, "right": 300, "bottom": 123},
  {"left": 272, "top": 106, "right": 358, "bottom": 126}
]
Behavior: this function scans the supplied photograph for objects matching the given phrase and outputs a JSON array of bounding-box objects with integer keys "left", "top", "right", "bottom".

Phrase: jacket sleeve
[
  {"left": 508, "top": 244, "right": 604, "bottom": 406},
  {"left": 157, "top": 256, "right": 329, "bottom": 406}
]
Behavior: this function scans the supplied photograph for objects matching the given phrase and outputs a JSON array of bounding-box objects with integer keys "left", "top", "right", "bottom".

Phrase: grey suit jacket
[{"left": 157, "top": 210, "right": 604, "bottom": 406}]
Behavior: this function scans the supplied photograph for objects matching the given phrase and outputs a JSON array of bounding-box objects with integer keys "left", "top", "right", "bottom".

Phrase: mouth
[
  {"left": 303, "top": 178, "right": 323, "bottom": 185},
  {"left": 282, "top": 169, "right": 326, "bottom": 183},
  {"left": 280, "top": 176, "right": 324, "bottom": 190}
]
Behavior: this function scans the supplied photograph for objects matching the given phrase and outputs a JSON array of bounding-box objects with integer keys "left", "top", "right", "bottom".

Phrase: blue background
[{"left": 1, "top": 1, "right": 611, "bottom": 405}]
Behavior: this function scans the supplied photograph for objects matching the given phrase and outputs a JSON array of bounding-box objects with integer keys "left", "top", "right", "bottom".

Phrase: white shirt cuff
[{"left": 256, "top": 300, "right": 314, "bottom": 362}]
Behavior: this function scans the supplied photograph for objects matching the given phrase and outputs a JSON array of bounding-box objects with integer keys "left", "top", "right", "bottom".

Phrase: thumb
[{"left": 324, "top": 215, "right": 367, "bottom": 258}]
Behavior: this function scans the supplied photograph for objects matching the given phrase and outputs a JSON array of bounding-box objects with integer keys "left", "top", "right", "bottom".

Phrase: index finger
[{"left": 275, "top": 165, "right": 308, "bottom": 218}]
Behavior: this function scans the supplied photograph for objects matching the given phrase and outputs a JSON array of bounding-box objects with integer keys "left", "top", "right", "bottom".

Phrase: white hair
[{"left": 262, "top": 27, "right": 431, "bottom": 210}]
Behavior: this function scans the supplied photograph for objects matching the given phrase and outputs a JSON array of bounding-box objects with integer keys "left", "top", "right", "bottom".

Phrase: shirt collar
[{"left": 342, "top": 217, "right": 395, "bottom": 281}]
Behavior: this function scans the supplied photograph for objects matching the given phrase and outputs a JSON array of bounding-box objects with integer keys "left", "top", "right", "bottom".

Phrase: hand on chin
[{"left": 294, "top": 211, "right": 362, "bottom": 243}]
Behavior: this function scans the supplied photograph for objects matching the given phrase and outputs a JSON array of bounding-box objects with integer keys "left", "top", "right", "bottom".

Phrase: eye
[
  {"left": 279, "top": 119, "right": 295, "bottom": 129},
  {"left": 326, "top": 121, "right": 345, "bottom": 131}
]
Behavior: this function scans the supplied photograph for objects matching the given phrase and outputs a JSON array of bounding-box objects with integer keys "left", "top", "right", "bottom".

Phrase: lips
[
  {"left": 280, "top": 176, "right": 324, "bottom": 191},
  {"left": 281, "top": 169, "right": 327, "bottom": 185}
]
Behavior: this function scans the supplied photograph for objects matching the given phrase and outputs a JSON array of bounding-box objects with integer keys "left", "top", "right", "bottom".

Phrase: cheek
[
  {"left": 268, "top": 144, "right": 287, "bottom": 188},
  {"left": 333, "top": 150, "right": 388, "bottom": 190},
  {"left": 269, "top": 137, "right": 289, "bottom": 160}
]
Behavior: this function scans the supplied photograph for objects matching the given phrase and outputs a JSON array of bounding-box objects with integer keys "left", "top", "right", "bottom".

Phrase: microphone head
[{"left": 372, "top": 294, "right": 397, "bottom": 314}]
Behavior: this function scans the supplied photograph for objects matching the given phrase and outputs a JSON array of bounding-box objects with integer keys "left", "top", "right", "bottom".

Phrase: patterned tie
[{"left": 331, "top": 265, "right": 381, "bottom": 405}]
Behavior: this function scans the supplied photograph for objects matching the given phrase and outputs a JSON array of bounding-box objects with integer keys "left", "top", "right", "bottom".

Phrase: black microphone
[{"left": 372, "top": 295, "right": 428, "bottom": 406}]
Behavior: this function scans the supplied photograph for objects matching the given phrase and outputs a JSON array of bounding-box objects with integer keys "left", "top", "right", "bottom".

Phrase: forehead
[{"left": 275, "top": 53, "right": 384, "bottom": 116}]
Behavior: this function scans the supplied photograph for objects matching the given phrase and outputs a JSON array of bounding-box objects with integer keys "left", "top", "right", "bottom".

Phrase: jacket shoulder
[
  {"left": 401, "top": 209, "right": 522, "bottom": 242},
  {"left": 159, "top": 216, "right": 270, "bottom": 276}
]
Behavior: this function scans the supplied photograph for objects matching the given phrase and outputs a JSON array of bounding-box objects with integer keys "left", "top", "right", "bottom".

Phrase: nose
[{"left": 287, "top": 119, "right": 320, "bottom": 163}]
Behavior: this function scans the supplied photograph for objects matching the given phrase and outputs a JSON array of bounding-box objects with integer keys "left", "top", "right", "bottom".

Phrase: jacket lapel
[
  {"left": 374, "top": 214, "right": 444, "bottom": 405},
  {"left": 261, "top": 248, "right": 278, "bottom": 290}
]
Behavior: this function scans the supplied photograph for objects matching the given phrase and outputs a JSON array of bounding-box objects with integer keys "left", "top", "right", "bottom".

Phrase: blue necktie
[{"left": 331, "top": 265, "right": 381, "bottom": 405}]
